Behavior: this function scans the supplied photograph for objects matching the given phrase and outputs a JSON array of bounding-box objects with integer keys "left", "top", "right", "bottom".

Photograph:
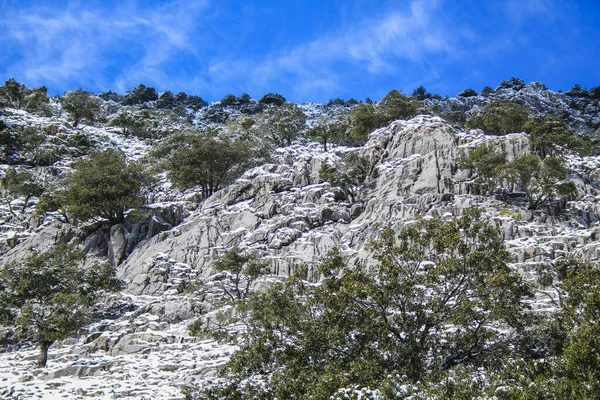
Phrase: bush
[
  {"left": 480, "top": 86, "right": 494, "bottom": 96},
  {"left": 524, "top": 115, "right": 585, "bottom": 158},
  {"left": 466, "top": 100, "right": 530, "bottom": 135},
  {"left": 0, "top": 78, "right": 28, "bottom": 109}
]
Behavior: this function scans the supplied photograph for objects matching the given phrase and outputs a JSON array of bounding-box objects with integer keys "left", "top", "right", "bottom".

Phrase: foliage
[
  {"left": 25, "top": 86, "right": 51, "bottom": 115},
  {"left": 213, "top": 247, "right": 270, "bottom": 302},
  {"left": 0, "top": 167, "right": 44, "bottom": 214},
  {"left": 350, "top": 102, "right": 382, "bottom": 145},
  {"left": 466, "top": 100, "right": 530, "bottom": 135},
  {"left": 319, "top": 151, "right": 374, "bottom": 203},
  {"left": 189, "top": 210, "right": 532, "bottom": 399},
  {"left": 122, "top": 84, "right": 158, "bottom": 105},
  {"left": 0, "top": 78, "right": 28, "bottom": 109},
  {"left": 110, "top": 111, "right": 158, "bottom": 138},
  {"left": 98, "top": 90, "right": 123, "bottom": 102},
  {"left": 258, "top": 93, "right": 286, "bottom": 107},
  {"left": 523, "top": 115, "right": 585, "bottom": 158},
  {"left": 61, "top": 89, "right": 101, "bottom": 127},
  {"left": 305, "top": 112, "right": 350, "bottom": 151},
  {"left": 457, "top": 88, "right": 478, "bottom": 97},
  {"left": 411, "top": 85, "right": 432, "bottom": 100},
  {"left": 350, "top": 89, "right": 418, "bottom": 145},
  {"left": 155, "top": 130, "right": 253, "bottom": 197},
  {"left": 378, "top": 89, "right": 419, "bottom": 124},
  {"left": 265, "top": 102, "right": 307, "bottom": 147},
  {"left": 497, "top": 77, "right": 526, "bottom": 91},
  {"left": 459, "top": 142, "right": 507, "bottom": 194},
  {"left": 0, "top": 245, "right": 123, "bottom": 367},
  {"left": 40, "top": 148, "right": 147, "bottom": 225},
  {"left": 504, "top": 154, "right": 577, "bottom": 209}
]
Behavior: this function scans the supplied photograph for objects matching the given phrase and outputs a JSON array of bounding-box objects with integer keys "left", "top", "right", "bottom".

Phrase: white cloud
[
  {"left": 0, "top": 0, "right": 208, "bottom": 92},
  {"left": 203, "top": 0, "right": 453, "bottom": 99}
]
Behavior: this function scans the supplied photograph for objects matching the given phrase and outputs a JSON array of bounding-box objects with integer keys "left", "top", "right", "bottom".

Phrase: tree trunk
[{"left": 37, "top": 339, "right": 53, "bottom": 367}]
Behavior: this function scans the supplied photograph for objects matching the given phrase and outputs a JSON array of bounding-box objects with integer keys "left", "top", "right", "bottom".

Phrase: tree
[
  {"left": 191, "top": 209, "right": 532, "bottom": 399},
  {"left": 267, "top": 102, "right": 307, "bottom": 147},
  {"left": 258, "top": 93, "right": 286, "bottom": 107},
  {"left": 213, "top": 247, "right": 270, "bottom": 302},
  {"left": 55, "top": 148, "right": 146, "bottom": 225},
  {"left": 0, "top": 245, "right": 123, "bottom": 367},
  {"left": 523, "top": 115, "right": 584, "bottom": 158},
  {"left": 319, "top": 151, "right": 373, "bottom": 203},
  {"left": 61, "top": 89, "right": 101, "bottom": 127},
  {"left": 504, "top": 154, "right": 577, "bottom": 209},
  {"left": 459, "top": 142, "right": 507, "bottom": 194},
  {"left": 25, "top": 86, "right": 50, "bottom": 114},
  {"left": 350, "top": 102, "right": 382, "bottom": 145},
  {"left": 305, "top": 112, "right": 349, "bottom": 151},
  {"left": 0, "top": 167, "right": 44, "bottom": 214},
  {"left": 378, "top": 89, "right": 419, "bottom": 123},
  {"left": 121, "top": 84, "right": 158, "bottom": 105},
  {"left": 156, "top": 130, "right": 251, "bottom": 198},
  {"left": 466, "top": 100, "right": 530, "bottom": 135},
  {"left": 0, "top": 78, "right": 28, "bottom": 109}
]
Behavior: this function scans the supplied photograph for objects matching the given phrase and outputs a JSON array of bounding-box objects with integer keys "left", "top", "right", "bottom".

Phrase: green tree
[
  {"left": 61, "top": 89, "right": 101, "bottom": 127},
  {"left": 122, "top": 84, "right": 158, "bottom": 105},
  {"left": 0, "top": 245, "right": 123, "bottom": 367},
  {"left": 319, "top": 151, "right": 373, "bottom": 203},
  {"left": 459, "top": 142, "right": 507, "bottom": 194},
  {"left": 267, "top": 102, "right": 307, "bottom": 147},
  {"left": 57, "top": 148, "right": 146, "bottom": 225},
  {"left": 378, "top": 89, "right": 418, "bottom": 123},
  {"left": 0, "top": 78, "right": 28, "bottom": 109},
  {"left": 213, "top": 247, "right": 270, "bottom": 301},
  {"left": 305, "top": 112, "right": 350, "bottom": 151},
  {"left": 0, "top": 167, "right": 44, "bottom": 214},
  {"left": 192, "top": 209, "right": 532, "bottom": 399},
  {"left": 155, "top": 131, "right": 251, "bottom": 198},
  {"left": 25, "top": 86, "right": 50, "bottom": 114},
  {"left": 350, "top": 102, "right": 382, "bottom": 145},
  {"left": 466, "top": 100, "right": 530, "bottom": 135},
  {"left": 523, "top": 115, "right": 584, "bottom": 158},
  {"left": 504, "top": 154, "right": 577, "bottom": 209}
]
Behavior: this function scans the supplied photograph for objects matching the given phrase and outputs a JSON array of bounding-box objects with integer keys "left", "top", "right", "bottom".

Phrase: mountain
[{"left": 0, "top": 79, "right": 599, "bottom": 398}]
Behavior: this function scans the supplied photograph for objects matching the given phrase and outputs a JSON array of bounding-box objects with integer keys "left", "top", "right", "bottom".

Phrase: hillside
[{"left": 1, "top": 79, "right": 600, "bottom": 399}]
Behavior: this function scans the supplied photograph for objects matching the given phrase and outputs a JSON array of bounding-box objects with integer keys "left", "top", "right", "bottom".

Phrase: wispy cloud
[
  {"left": 0, "top": 0, "right": 207, "bottom": 93},
  {"left": 204, "top": 0, "right": 454, "bottom": 100}
]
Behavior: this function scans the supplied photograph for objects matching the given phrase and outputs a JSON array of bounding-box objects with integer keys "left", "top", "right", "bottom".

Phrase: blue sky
[{"left": 1, "top": 0, "right": 599, "bottom": 103}]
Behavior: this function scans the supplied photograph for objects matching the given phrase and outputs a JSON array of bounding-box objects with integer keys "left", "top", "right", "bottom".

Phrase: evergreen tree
[
  {"left": 61, "top": 89, "right": 101, "bottom": 127},
  {"left": 0, "top": 245, "right": 123, "bottom": 367}
]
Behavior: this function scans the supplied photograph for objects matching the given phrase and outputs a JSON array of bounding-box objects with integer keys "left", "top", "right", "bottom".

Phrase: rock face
[
  {"left": 117, "top": 115, "right": 595, "bottom": 296},
  {"left": 2, "top": 113, "right": 600, "bottom": 399}
]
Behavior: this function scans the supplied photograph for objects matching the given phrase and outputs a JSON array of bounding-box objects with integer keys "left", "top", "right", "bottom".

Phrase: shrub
[{"left": 155, "top": 130, "right": 252, "bottom": 197}]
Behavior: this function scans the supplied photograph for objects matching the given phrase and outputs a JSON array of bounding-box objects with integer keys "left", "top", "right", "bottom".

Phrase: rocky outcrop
[{"left": 117, "top": 116, "right": 570, "bottom": 295}]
